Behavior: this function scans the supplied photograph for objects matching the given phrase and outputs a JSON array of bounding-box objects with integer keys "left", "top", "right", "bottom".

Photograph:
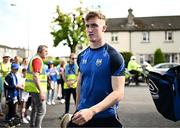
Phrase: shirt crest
[{"left": 96, "top": 59, "right": 102, "bottom": 66}]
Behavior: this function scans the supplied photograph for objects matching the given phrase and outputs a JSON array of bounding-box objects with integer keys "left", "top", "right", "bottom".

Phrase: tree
[
  {"left": 154, "top": 48, "right": 165, "bottom": 65},
  {"left": 51, "top": 6, "right": 88, "bottom": 53}
]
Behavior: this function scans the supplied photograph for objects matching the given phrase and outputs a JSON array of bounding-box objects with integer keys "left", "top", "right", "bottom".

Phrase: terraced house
[{"left": 105, "top": 9, "right": 180, "bottom": 64}]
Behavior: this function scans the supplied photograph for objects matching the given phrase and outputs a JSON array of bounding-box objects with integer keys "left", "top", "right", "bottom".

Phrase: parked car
[{"left": 152, "top": 62, "right": 180, "bottom": 74}]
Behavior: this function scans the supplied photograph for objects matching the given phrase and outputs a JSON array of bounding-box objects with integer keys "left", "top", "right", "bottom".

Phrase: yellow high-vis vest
[
  {"left": 25, "top": 55, "right": 47, "bottom": 93},
  {"left": 64, "top": 64, "right": 78, "bottom": 89},
  {"left": 0, "top": 63, "right": 11, "bottom": 79},
  {"left": 64, "top": 74, "right": 77, "bottom": 89}
]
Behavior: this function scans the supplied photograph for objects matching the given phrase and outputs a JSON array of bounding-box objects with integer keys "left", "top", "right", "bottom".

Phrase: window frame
[
  {"left": 165, "top": 31, "right": 173, "bottom": 41},
  {"left": 142, "top": 32, "right": 150, "bottom": 42},
  {"left": 111, "top": 32, "right": 118, "bottom": 43}
]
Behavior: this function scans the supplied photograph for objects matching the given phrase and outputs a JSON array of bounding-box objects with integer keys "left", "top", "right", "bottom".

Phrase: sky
[{"left": 0, "top": 0, "right": 180, "bottom": 57}]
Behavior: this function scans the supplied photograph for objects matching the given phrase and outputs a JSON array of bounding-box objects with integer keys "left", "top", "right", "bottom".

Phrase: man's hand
[
  {"left": 16, "top": 84, "right": 24, "bottom": 90},
  {"left": 39, "top": 92, "right": 46, "bottom": 102},
  {"left": 66, "top": 80, "right": 77, "bottom": 88},
  {"left": 72, "top": 108, "right": 95, "bottom": 126}
]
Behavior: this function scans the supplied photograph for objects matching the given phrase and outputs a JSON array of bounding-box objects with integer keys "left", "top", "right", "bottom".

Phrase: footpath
[{"left": 0, "top": 98, "right": 76, "bottom": 128}]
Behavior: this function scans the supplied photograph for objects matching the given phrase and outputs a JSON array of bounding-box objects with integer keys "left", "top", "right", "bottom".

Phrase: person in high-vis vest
[
  {"left": 0, "top": 53, "right": 11, "bottom": 116},
  {"left": 60, "top": 53, "right": 78, "bottom": 118},
  {"left": 25, "top": 45, "right": 48, "bottom": 128},
  {"left": 127, "top": 56, "right": 142, "bottom": 85}
]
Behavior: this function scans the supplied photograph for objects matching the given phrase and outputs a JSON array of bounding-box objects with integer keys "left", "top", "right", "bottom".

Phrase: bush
[
  {"left": 121, "top": 52, "right": 133, "bottom": 68},
  {"left": 154, "top": 48, "right": 165, "bottom": 65}
]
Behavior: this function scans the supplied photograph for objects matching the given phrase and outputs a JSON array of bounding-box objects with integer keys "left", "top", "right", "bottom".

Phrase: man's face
[
  {"left": 85, "top": 17, "right": 106, "bottom": 43},
  {"left": 69, "top": 55, "right": 76, "bottom": 64},
  {"left": 39, "top": 47, "right": 48, "bottom": 59},
  {"left": 12, "top": 68, "right": 18, "bottom": 74},
  {"left": 3, "top": 56, "right": 10, "bottom": 63}
]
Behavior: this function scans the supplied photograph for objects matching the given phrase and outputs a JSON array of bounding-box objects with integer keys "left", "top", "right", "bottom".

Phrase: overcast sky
[{"left": 0, "top": 0, "right": 180, "bottom": 57}]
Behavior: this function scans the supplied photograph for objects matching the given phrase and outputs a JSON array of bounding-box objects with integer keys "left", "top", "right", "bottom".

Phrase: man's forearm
[
  {"left": 76, "top": 73, "right": 81, "bottom": 109},
  {"left": 89, "top": 90, "right": 123, "bottom": 115}
]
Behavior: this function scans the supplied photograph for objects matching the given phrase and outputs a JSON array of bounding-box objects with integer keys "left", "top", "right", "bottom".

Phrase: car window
[{"left": 158, "top": 64, "right": 170, "bottom": 68}]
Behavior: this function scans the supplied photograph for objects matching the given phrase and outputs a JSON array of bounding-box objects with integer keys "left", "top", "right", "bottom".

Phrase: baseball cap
[
  {"left": 3, "top": 52, "right": 10, "bottom": 58},
  {"left": 11, "top": 63, "right": 19, "bottom": 70},
  {"left": 48, "top": 61, "right": 54, "bottom": 65}
]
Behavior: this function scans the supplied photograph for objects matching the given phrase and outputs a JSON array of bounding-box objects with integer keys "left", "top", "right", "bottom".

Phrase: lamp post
[{"left": 10, "top": 2, "right": 30, "bottom": 58}]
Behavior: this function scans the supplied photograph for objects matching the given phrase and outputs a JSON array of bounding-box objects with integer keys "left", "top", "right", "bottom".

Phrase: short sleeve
[
  {"left": 110, "top": 52, "right": 125, "bottom": 76},
  {"left": 32, "top": 58, "right": 42, "bottom": 73}
]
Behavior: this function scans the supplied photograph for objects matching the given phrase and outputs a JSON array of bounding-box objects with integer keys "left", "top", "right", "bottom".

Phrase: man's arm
[
  {"left": 76, "top": 72, "right": 81, "bottom": 109},
  {"left": 32, "top": 58, "right": 46, "bottom": 101},
  {"left": 33, "top": 72, "right": 42, "bottom": 93},
  {"left": 72, "top": 75, "right": 125, "bottom": 125},
  {"left": 90, "top": 76, "right": 125, "bottom": 114}
]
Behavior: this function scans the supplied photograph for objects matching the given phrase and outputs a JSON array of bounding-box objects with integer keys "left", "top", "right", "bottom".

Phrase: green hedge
[
  {"left": 154, "top": 48, "right": 165, "bottom": 65},
  {"left": 121, "top": 52, "right": 133, "bottom": 68}
]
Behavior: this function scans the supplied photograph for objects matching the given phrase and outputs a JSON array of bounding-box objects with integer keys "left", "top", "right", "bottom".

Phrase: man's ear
[{"left": 102, "top": 25, "right": 107, "bottom": 32}]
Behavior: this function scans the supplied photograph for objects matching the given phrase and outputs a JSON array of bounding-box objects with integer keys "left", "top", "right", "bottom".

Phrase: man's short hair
[
  {"left": 85, "top": 11, "right": 106, "bottom": 22},
  {"left": 37, "top": 45, "right": 48, "bottom": 53}
]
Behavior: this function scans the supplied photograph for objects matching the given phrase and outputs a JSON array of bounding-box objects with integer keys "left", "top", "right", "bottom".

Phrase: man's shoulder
[
  {"left": 105, "top": 43, "right": 119, "bottom": 54},
  {"left": 79, "top": 47, "right": 90, "bottom": 56},
  {"left": 5, "top": 72, "right": 13, "bottom": 79},
  {"left": 32, "top": 58, "right": 41, "bottom": 64}
]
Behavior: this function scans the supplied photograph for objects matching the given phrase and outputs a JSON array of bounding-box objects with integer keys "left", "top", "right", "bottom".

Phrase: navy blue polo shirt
[{"left": 77, "top": 43, "right": 125, "bottom": 118}]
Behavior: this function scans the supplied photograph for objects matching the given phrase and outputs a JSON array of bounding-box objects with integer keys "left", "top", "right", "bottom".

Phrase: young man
[
  {"left": 68, "top": 11, "right": 125, "bottom": 127},
  {"left": 25, "top": 45, "right": 48, "bottom": 128}
]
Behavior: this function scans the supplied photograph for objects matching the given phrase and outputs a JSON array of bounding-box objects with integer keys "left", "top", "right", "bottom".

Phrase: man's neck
[{"left": 90, "top": 40, "right": 105, "bottom": 49}]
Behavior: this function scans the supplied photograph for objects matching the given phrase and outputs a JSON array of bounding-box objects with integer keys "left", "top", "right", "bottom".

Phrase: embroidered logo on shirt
[
  {"left": 82, "top": 59, "right": 87, "bottom": 64},
  {"left": 96, "top": 59, "right": 102, "bottom": 66}
]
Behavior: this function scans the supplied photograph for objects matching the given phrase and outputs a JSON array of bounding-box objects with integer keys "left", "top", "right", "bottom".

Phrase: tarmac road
[{"left": 1, "top": 83, "right": 180, "bottom": 127}]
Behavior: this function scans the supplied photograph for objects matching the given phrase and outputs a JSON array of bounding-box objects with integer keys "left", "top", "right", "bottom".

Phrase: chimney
[{"left": 127, "top": 8, "right": 135, "bottom": 26}]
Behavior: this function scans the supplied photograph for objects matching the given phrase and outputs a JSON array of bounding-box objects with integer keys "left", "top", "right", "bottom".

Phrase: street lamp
[{"left": 10, "top": 2, "right": 30, "bottom": 58}]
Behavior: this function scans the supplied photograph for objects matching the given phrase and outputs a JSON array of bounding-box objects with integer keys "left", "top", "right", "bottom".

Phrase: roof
[{"left": 106, "top": 15, "right": 180, "bottom": 32}]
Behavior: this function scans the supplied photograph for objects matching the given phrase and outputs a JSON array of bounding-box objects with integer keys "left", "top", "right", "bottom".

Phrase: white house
[
  {"left": 105, "top": 9, "right": 180, "bottom": 64},
  {"left": 0, "top": 44, "right": 32, "bottom": 62}
]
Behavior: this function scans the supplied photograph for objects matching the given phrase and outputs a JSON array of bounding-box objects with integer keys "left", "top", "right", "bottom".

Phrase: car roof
[{"left": 153, "top": 62, "right": 180, "bottom": 68}]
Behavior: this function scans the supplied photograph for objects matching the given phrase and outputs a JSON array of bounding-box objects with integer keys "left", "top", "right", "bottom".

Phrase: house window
[
  {"left": 165, "top": 31, "right": 173, "bottom": 41},
  {"left": 142, "top": 32, "right": 149, "bottom": 42},
  {"left": 111, "top": 32, "right": 118, "bottom": 42}
]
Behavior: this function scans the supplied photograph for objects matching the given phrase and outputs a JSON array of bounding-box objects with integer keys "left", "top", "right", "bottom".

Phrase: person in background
[
  {"left": 20, "top": 57, "right": 32, "bottom": 115},
  {"left": 68, "top": 11, "right": 125, "bottom": 127},
  {"left": 0, "top": 53, "right": 11, "bottom": 116},
  {"left": 46, "top": 61, "right": 58, "bottom": 105},
  {"left": 19, "top": 68, "right": 30, "bottom": 124},
  {"left": 24, "top": 45, "right": 48, "bottom": 128},
  {"left": 13, "top": 55, "right": 22, "bottom": 115},
  {"left": 60, "top": 53, "right": 78, "bottom": 118},
  {"left": 21, "top": 58, "right": 29, "bottom": 69},
  {"left": 4, "top": 63, "right": 23, "bottom": 124},
  {"left": 56, "top": 59, "right": 66, "bottom": 104},
  {"left": 0, "top": 72, "right": 3, "bottom": 116},
  {"left": 127, "top": 56, "right": 142, "bottom": 85}
]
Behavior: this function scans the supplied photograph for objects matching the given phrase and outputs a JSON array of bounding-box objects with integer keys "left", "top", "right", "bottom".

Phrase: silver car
[{"left": 152, "top": 62, "right": 180, "bottom": 74}]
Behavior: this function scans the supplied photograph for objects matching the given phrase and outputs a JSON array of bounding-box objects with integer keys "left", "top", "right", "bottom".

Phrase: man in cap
[{"left": 0, "top": 53, "right": 11, "bottom": 116}]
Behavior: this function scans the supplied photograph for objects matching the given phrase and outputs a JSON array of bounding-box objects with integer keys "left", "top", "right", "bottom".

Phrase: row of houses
[
  {"left": 105, "top": 9, "right": 180, "bottom": 64},
  {"left": 1, "top": 9, "right": 180, "bottom": 64},
  {"left": 0, "top": 44, "right": 33, "bottom": 62}
]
